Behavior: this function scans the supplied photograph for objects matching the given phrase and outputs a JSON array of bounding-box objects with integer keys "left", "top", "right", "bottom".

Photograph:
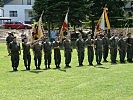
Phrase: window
[
  {"left": 28, "top": 11, "right": 33, "bottom": 17},
  {"left": 27, "top": 0, "right": 31, "bottom": 5},
  {"left": 9, "top": 11, "right": 17, "bottom": 17}
]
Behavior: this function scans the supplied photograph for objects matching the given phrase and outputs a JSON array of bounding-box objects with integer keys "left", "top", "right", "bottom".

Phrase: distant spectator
[{"left": 50, "top": 28, "right": 56, "bottom": 42}]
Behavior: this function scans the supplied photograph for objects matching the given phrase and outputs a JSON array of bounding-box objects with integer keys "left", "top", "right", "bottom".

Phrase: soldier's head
[
  {"left": 55, "top": 36, "right": 58, "bottom": 41},
  {"left": 97, "top": 34, "right": 101, "bottom": 39},
  {"left": 120, "top": 34, "right": 123, "bottom": 38},
  {"left": 78, "top": 34, "right": 82, "bottom": 39},
  {"left": 127, "top": 33, "right": 131, "bottom": 37},
  {"left": 8, "top": 32, "right": 12, "bottom": 35},
  {"left": 65, "top": 35, "right": 70, "bottom": 40},
  {"left": 88, "top": 34, "right": 91, "bottom": 39},
  {"left": 45, "top": 37, "right": 49, "bottom": 42},
  {"left": 13, "top": 37, "right": 17, "bottom": 42},
  {"left": 104, "top": 33, "right": 107, "bottom": 37},
  {"left": 24, "top": 37, "right": 28, "bottom": 43}
]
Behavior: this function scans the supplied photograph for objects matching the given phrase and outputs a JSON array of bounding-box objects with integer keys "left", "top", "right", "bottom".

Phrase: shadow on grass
[
  {"left": 9, "top": 70, "right": 18, "bottom": 72},
  {"left": 53, "top": 68, "right": 66, "bottom": 72},
  {"left": 29, "top": 70, "right": 43, "bottom": 74},
  {"left": 94, "top": 65, "right": 110, "bottom": 69}
]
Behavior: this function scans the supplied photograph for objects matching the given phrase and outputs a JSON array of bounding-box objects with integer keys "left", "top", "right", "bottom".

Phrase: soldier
[
  {"left": 22, "top": 37, "right": 31, "bottom": 70},
  {"left": 118, "top": 34, "right": 126, "bottom": 63},
  {"left": 43, "top": 37, "right": 52, "bottom": 69},
  {"left": 85, "top": 34, "right": 94, "bottom": 66},
  {"left": 102, "top": 33, "right": 109, "bottom": 62},
  {"left": 9, "top": 37, "right": 21, "bottom": 71},
  {"left": 126, "top": 33, "right": 133, "bottom": 62},
  {"left": 21, "top": 30, "right": 26, "bottom": 42},
  {"left": 53, "top": 36, "right": 61, "bottom": 68},
  {"left": 76, "top": 34, "right": 85, "bottom": 66},
  {"left": 6, "top": 32, "right": 14, "bottom": 56},
  {"left": 94, "top": 34, "right": 103, "bottom": 65},
  {"left": 63, "top": 35, "right": 72, "bottom": 68},
  {"left": 32, "top": 38, "right": 42, "bottom": 70},
  {"left": 109, "top": 33, "right": 118, "bottom": 64}
]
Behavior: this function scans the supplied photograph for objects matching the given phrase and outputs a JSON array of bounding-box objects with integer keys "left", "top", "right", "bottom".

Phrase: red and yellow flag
[
  {"left": 60, "top": 10, "right": 69, "bottom": 40},
  {"left": 95, "top": 7, "right": 110, "bottom": 35},
  {"left": 33, "top": 11, "right": 45, "bottom": 39}
]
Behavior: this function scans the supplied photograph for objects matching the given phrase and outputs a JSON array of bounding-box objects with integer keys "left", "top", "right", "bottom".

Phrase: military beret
[
  {"left": 8, "top": 31, "right": 12, "bottom": 34},
  {"left": 88, "top": 34, "right": 91, "bottom": 37},
  {"left": 24, "top": 37, "right": 27, "bottom": 39},
  {"left": 120, "top": 34, "right": 123, "bottom": 36},
  {"left": 13, "top": 36, "right": 16, "bottom": 39},
  {"left": 45, "top": 37, "right": 48, "bottom": 39},
  {"left": 127, "top": 33, "right": 131, "bottom": 35},
  {"left": 55, "top": 36, "right": 58, "bottom": 38},
  {"left": 78, "top": 33, "right": 82, "bottom": 37}
]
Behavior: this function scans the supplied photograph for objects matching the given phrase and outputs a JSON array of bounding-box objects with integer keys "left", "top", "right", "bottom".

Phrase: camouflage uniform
[
  {"left": 9, "top": 38, "right": 20, "bottom": 71},
  {"left": 109, "top": 36, "right": 118, "bottom": 64},
  {"left": 63, "top": 39, "right": 72, "bottom": 67},
  {"left": 22, "top": 40, "right": 31, "bottom": 70},
  {"left": 32, "top": 42, "right": 42, "bottom": 69},
  {"left": 118, "top": 36, "right": 126, "bottom": 63},
  {"left": 76, "top": 38, "right": 85, "bottom": 66},
  {"left": 43, "top": 40, "right": 52, "bottom": 69},
  {"left": 6, "top": 33, "right": 14, "bottom": 55},
  {"left": 85, "top": 38, "right": 94, "bottom": 65},
  {"left": 102, "top": 35, "right": 109, "bottom": 62},
  {"left": 126, "top": 33, "right": 133, "bottom": 62},
  {"left": 94, "top": 37, "right": 103, "bottom": 65},
  {"left": 53, "top": 40, "right": 61, "bottom": 68}
]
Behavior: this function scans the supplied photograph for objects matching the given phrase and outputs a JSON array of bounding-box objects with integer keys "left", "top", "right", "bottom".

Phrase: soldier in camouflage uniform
[
  {"left": 63, "top": 35, "right": 72, "bottom": 68},
  {"left": 76, "top": 34, "right": 85, "bottom": 66},
  {"left": 6, "top": 32, "right": 14, "bottom": 56},
  {"left": 22, "top": 37, "right": 31, "bottom": 70},
  {"left": 43, "top": 37, "right": 52, "bottom": 69},
  {"left": 32, "top": 39, "right": 42, "bottom": 70},
  {"left": 126, "top": 33, "right": 133, "bottom": 62},
  {"left": 9, "top": 37, "right": 21, "bottom": 71},
  {"left": 53, "top": 36, "right": 61, "bottom": 68},
  {"left": 85, "top": 34, "right": 94, "bottom": 66},
  {"left": 118, "top": 34, "right": 126, "bottom": 63},
  {"left": 94, "top": 34, "right": 103, "bottom": 65},
  {"left": 102, "top": 33, "right": 109, "bottom": 62},
  {"left": 109, "top": 33, "right": 118, "bottom": 64}
]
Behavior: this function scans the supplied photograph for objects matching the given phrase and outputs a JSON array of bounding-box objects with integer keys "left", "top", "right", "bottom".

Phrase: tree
[
  {"left": 33, "top": 0, "right": 92, "bottom": 30},
  {"left": 90, "top": 0, "right": 125, "bottom": 18},
  {"left": 0, "top": 0, "right": 3, "bottom": 7}
]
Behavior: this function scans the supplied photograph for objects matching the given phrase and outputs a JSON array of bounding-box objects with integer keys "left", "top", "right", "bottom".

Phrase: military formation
[{"left": 6, "top": 31, "right": 133, "bottom": 71}]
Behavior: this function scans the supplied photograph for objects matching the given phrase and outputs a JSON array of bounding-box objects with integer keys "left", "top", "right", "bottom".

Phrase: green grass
[{"left": 0, "top": 43, "right": 133, "bottom": 100}]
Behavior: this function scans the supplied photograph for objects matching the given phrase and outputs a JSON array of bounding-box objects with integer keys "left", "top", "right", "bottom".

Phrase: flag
[
  {"left": 60, "top": 10, "right": 69, "bottom": 40},
  {"left": 95, "top": 7, "right": 110, "bottom": 35},
  {"left": 33, "top": 11, "right": 45, "bottom": 39},
  {"left": 104, "top": 8, "right": 110, "bottom": 29},
  {"left": 38, "top": 11, "right": 45, "bottom": 38}
]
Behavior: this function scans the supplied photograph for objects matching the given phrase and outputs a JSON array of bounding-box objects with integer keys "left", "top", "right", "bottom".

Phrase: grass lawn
[{"left": 0, "top": 43, "right": 133, "bottom": 100}]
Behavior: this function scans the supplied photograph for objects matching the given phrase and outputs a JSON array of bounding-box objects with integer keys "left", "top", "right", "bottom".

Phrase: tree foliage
[
  {"left": 33, "top": 0, "right": 127, "bottom": 28},
  {"left": 0, "top": 0, "right": 3, "bottom": 7}
]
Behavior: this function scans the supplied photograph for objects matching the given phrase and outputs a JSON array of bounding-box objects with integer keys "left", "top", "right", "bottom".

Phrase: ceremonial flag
[
  {"left": 33, "top": 11, "right": 45, "bottom": 39},
  {"left": 95, "top": 7, "right": 110, "bottom": 34},
  {"left": 96, "top": 12, "right": 105, "bottom": 31},
  {"left": 104, "top": 8, "right": 110, "bottom": 29},
  {"left": 60, "top": 10, "right": 69, "bottom": 40},
  {"left": 38, "top": 11, "right": 45, "bottom": 38}
]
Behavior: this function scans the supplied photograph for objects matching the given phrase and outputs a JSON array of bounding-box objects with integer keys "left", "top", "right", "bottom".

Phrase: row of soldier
[{"left": 6, "top": 31, "right": 133, "bottom": 71}]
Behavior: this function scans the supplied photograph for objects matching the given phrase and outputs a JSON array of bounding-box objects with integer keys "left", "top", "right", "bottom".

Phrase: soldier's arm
[{"left": 19, "top": 43, "right": 21, "bottom": 55}]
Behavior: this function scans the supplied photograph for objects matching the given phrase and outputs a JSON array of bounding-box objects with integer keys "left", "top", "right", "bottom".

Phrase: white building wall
[
  {"left": 3, "top": 5, "right": 32, "bottom": 23},
  {"left": 6, "top": 0, "right": 34, "bottom": 5}
]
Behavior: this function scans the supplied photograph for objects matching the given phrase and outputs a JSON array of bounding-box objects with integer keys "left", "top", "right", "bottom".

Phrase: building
[
  {"left": 124, "top": 1, "right": 133, "bottom": 17},
  {"left": 2, "top": 0, "right": 34, "bottom": 23}
]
